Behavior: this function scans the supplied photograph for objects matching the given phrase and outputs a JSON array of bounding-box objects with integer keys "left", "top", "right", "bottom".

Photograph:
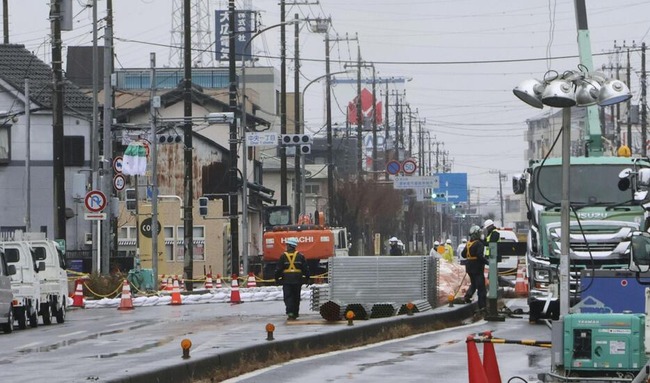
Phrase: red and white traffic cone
[
  {"left": 170, "top": 279, "right": 182, "bottom": 305},
  {"left": 71, "top": 279, "right": 85, "bottom": 308},
  {"left": 117, "top": 280, "right": 134, "bottom": 311},
  {"left": 229, "top": 274, "right": 242, "bottom": 304},
  {"left": 204, "top": 273, "right": 214, "bottom": 290},
  {"left": 246, "top": 272, "right": 257, "bottom": 288},
  {"left": 215, "top": 274, "right": 223, "bottom": 288}
]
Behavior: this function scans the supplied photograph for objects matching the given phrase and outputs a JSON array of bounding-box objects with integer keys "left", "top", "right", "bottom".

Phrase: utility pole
[
  {"left": 227, "top": 0, "right": 240, "bottom": 277},
  {"left": 280, "top": 0, "right": 287, "bottom": 206},
  {"left": 356, "top": 41, "right": 363, "bottom": 182},
  {"left": 149, "top": 52, "right": 159, "bottom": 290},
  {"left": 50, "top": 0, "right": 66, "bottom": 241},
  {"left": 182, "top": 0, "right": 195, "bottom": 289},
  {"left": 3, "top": 0, "right": 7, "bottom": 43},
  {"left": 101, "top": 0, "right": 114, "bottom": 274},
  {"left": 324, "top": 28, "right": 334, "bottom": 223},
  {"left": 293, "top": 13, "right": 301, "bottom": 220},
  {"left": 384, "top": 79, "right": 389, "bottom": 181},
  {"left": 642, "top": 42, "right": 647, "bottom": 157}
]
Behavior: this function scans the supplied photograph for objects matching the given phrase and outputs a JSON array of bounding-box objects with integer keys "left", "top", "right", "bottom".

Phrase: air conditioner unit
[{"left": 84, "top": 233, "right": 93, "bottom": 245}]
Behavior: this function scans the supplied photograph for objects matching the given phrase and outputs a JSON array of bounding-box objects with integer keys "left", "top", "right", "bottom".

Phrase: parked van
[
  {"left": 3, "top": 241, "right": 43, "bottom": 329},
  {"left": 0, "top": 250, "right": 16, "bottom": 333},
  {"left": 26, "top": 238, "right": 68, "bottom": 324}
]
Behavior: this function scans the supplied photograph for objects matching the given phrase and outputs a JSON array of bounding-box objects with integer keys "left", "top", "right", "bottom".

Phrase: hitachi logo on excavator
[{"left": 282, "top": 237, "right": 315, "bottom": 244}]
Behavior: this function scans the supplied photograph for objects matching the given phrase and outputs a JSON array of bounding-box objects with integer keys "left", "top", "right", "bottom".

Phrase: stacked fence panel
[{"left": 328, "top": 256, "right": 436, "bottom": 308}]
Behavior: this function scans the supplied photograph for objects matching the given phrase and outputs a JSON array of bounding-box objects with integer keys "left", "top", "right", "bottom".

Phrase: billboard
[{"left": 215, "top": 10, "right": 255, "bottom": 62}]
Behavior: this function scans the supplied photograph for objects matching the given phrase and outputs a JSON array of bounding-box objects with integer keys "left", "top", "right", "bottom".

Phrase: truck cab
[
  {"left": 513, "top": 156, "right": 650, "bottom": 321},
  {"left": 3, "top": 241, "right": 44, "bottom": 329},
  {"left": 27, "top": 238, "right": 68, "bottom": 324},
  {"left": 0, "top": 250, "right": 16, "bottom": 333}
]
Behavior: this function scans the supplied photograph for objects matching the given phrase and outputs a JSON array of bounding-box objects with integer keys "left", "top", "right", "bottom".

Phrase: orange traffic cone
[
  {"left": 514, "top": 264, "right": 529, "bottom": 297},
  {"left": 229, "top": 274, "right": 242, "bottom": 304},
  {"left": 204, "top": 273, "right": 214, "bottom": 290},
  {"left": 170, "top": 279, "right": 182, "bottom": 305},
  {"left": 467, "top": 336, "right": 489, "bottom": 383},
  {"left": 72, "top": 279, "right": 85, "bottom": 308},
  {"left": 118, "top": 280, "right": 134, "bottom": 310},
  {"left": 482, "top": 332, "right": 502, "bottom": 383},
  {"left": 215, "top": 274, "right": 223, "bottom": 288},
  {"left": 246, "top": 272, "right": 257, "bottom": 288}
]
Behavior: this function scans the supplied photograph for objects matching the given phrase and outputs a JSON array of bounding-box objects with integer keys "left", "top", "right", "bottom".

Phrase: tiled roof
[{"left": 0, "top": 44, "right": 92, "bottom": 114}]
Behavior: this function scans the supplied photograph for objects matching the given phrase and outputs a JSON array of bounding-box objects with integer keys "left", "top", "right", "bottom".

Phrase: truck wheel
[
  {"left": 28, "top": 307, "right": 38, "bottom": 328},
  {"left": 55, "top": 303, "right": 65, "bottom": 324},
  {"left": 41, "top": 302, "right": 52, "bottom": 325},
  {"left": 16, "top": 307, "right": 27, "bottom": 330},
  {"left": 2, "top": 306, "right": 14, "bottom": 334}
]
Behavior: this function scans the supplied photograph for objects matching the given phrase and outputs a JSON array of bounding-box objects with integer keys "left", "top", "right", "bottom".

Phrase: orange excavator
[{"left": 262, "top": 206, "right": 349, "bottom": 281}]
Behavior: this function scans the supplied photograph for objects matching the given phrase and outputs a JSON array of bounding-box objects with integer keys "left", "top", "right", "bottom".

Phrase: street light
[
  {"left": 299, "top": 70, "right": 351, "bottom": 213},
  {"left": 240, "top": 20, "right": 299, "bottom": 275},
  {"left": 513, "top": 67, "right": 631, "bottom": 317}
]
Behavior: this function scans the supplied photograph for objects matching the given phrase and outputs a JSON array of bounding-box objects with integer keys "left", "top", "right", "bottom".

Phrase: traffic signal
[
  {"left": 300, "top": 144, "right": 311, "bottom": 154},
  {"left": 432, "top": 192, "right": 446, "bottom": 199},
  {"left": 158, "top": 135, "right": 183, "bottom": 144},
  {"left": 281, "top": 134, "right": 311, "bottom": 145},
  {"left": 125, "top": 188, "right": 136, "bottom": 211},
  {"left": 198, "top": 197, "right": 208, "bottom": 216}
]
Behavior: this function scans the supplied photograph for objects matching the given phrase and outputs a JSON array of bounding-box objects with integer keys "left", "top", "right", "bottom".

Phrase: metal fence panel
[{"left": 328, "top": 256, "right": 437, "bottom": 307}]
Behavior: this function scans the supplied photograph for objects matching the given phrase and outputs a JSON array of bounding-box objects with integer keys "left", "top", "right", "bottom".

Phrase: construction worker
[
  {"left": 442, "top": 239, "right": 454, "bottom": 263},
  {"left": 483, "top": 219, "right": 501, "bottom": 259},
  {"left": 389, "top": 237, "right": 403, "bottom": 255},
  {"left": 461, "top": 225, "right": 489, "bottom": 311},
  {"left": 274, "top": 237, "right": 310, "bottom": 320},
  {"left": 456, "top": 238, "right": 468, "bottom": 262},
  {"left": 429, "top": 240, "right": 441, "bottom": 258}
]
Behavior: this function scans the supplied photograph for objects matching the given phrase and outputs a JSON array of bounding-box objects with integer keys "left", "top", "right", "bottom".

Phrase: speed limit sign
[
  {"left": 402, "top": 159, "right": 417, "bottom": 175},
  {"left": 113, "top": 174, "right": 126, "bottom": 191}
]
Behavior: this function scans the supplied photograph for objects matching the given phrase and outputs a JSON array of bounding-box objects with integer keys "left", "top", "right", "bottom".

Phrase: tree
[{"left": 331, "top": 178, "right": 404, "bottom": 256}]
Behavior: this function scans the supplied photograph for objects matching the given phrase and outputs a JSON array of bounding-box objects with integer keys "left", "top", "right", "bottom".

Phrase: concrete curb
[{"left": 106, "top": 302, "right": 477, "bottom": 383}]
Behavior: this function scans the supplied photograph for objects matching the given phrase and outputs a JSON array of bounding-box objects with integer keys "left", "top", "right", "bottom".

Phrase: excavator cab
[{"left": 264, "top": 206, "right": 293, "bottom": 230}]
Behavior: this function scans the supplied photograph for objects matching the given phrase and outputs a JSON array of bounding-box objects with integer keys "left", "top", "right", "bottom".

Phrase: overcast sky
[{"left": 4, "top": 0, "right": 650, "bottom": 208}]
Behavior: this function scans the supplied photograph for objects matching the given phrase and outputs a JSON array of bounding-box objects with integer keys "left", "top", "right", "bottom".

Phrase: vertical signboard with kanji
[{"left": 215, "top": 10, "right": 255, "bottom": 62}]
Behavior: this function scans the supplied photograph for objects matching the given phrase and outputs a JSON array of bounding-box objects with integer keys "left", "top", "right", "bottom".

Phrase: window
[
  {"left": 164, "top": 226, "right": 174, "bottom": 262},
  {"left": 63, "top": 136, "right": 85, "bottom": 166},
  {"left": 0, "top": 124, "right": 10, "bottom": 163},
  {"left": 304, "top": 183, "right": 320, "bottom": 196}
]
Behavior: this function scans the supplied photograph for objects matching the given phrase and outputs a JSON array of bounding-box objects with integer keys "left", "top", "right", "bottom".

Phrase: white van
[
  {"left": 0, "top": 250, "right": 16, "bottom": 333},
  {"left": 4, "top": 241, "right": 43, "bottom": 329},
  {"left": 27, "top": 239, "right": 68, "bottom": 324}
]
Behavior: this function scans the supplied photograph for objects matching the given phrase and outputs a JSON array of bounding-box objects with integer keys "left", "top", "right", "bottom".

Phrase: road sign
[
  {"left": 402, "top": 159, "right": 417, "bottom": 175},
  {"left": 246, "top": 132, "right": 279, "bottom": 146},
  {"left": 113, "top": 156, "right": 123, "bottom": 173},
  {"left": 393, "top": 175, "right": 439, "bottom": 189},
  {"left": 84, "top": 213, "right": 107, "bottom": 220},
  {"left": 386, "top": 160, "right": 401, "bottom": 175},
  {"left": 113, "top": 174, "right": 126, "bottom": 191},
  {"left": 432, "top": 173, "right": 468, "bottom": 203},
  {"left": 140, "top": 217, "right": 162, "bottom": 238},
  {"left": 84, "top": 190, "right": 107, "bottom": 212}
]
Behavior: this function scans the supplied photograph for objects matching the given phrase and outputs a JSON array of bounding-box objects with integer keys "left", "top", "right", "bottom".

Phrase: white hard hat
[
  {"left": 446, "top": 239, "right": 452, "bottom": 244},
  {"left": 434, "top": 240, "right": 440, "bottom": 246},
  {"left": 462, "top": 238, "right": 467, "bottom": 243},
  {"left": 389, "top": 237, "right": 398, "bottom": 242},
  {"left": 483, "top": 219, "right": 495, "bottom": 229}
]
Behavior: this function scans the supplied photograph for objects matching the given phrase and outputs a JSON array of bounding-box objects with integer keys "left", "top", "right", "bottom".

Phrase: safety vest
[
  {"left": 283, "top": 251, "right": 302, "bottom": 274},
  {"left": 484, "top": 231, "right": 497, "bottom": 257},
  {"left": 464, "top": 241, "right": 477, "bottom": 260}
]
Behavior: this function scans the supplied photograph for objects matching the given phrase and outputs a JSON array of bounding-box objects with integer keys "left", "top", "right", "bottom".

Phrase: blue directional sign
[{"left": 432, "top": 173, "right": 468, "bottom": 203}]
